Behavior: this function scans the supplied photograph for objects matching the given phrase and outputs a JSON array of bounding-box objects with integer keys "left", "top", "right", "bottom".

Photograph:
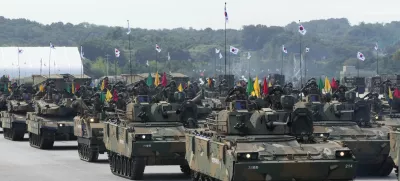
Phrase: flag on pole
[
  {"left": 253, "top": 76, "right": 260, "bottom": 98},
  {"left": 155, "top": 44, "right": 161, "bottom": 53},
  {"left": 246, "top": 75, "right": 254, "bottom": 95},
  {"left": 298, "top": 24, "right": 307, "bottom": 35},
  {"left": 230, "top": 46, "right": 239, "bottom": 54},
  {"left": 282, "top": 45, "right": 287, "bottom": 53},
  {"left": 126, "top": 20, "right": 131, "bottom": 35},
  {"left": 161, "top": 72, "right": 167, "bottom": 87},
  {"left": 224, "top": 3, "right": 229, "bottom": 23},
  {"left": 154, "top": 71, "right": 160, "bottom": 86},
  {"left": 219, "top": 52, "right": 223, "bottom": 59},
  {"left": 146, "top": 72, "right": 153, "bottom": 86},
  {"left": 167, "top": 52, "right": 171, "bottom": 61},
  {"left": 18, "top": 48, "right": 23, "bottom": 54},
  {"left": 50, "top": 42, "right": 55, "bottom": 49},
  {"left": 80, "top": 46, "right": 85, "bottom": 59},
  {"left": 177, "top": 83, "right": 183, "bottom": 92},
  {"left": 115, "top": 48, "right": 120, "bottom": 57},
  {"left": 247, "top": 52, "right": 251, "bottom": 59},
  {"left": 262, "top": 77, "right": 268, "bottom": 95},
  {"left": 357, "top": 52, "right": 365, "bottom": 61},
  {"left": 305, "top": 47, "right": 310, "bottom": 52},
  {"left": 146, "top": 60, "right": 149, "bottom": 66},
  {"left": 374, "top": 42, "right": 378, "bottom": 50},
  {"left": 215, "top": 48, "right": 220, "bottom": 54},
  {"left": 324, "top": 76, "right": 331, "bottom": 93}
]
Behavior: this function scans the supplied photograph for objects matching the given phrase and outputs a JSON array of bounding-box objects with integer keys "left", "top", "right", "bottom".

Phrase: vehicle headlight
[
  {"left": 90, "top": 118, "right": 95, "bottom": 122},
  {"left": 313, "top": 133, "right": 330, "bottom": 138},
  {"left": 335, "top": 150, "right": 353, "bottom": 159},
  {"left": 236, "top": 152, "right": 258, "bottom": 161},
  {"left": 135, "top": 134, "right": 152, "bottom": 141},
  {"left": 58, "top": 123, "right": 65, "bottom": 127},
  {"left": 375, "top": 116, "right": 379, "bottom": 120}
]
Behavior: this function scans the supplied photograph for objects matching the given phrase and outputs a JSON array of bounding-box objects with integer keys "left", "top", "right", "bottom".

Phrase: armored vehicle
[
  {"left": 2, "top": 83, "right": 34, "bottom": 141},
  {"left": 104, "top": 82, "right": 212, "bottom": 179},
  {"left": 186, "top": 95, "right": 357, "bottom": 181},
  {"left": 303, "top": 80, "right": 394, "bottom": 176},
  {"left": 74, "top": 80, "right": 122, "bottom": 162},
  {"left": 0, "top": 75, "right": 11, "bottom": 111},
  {"left": 27, "top": 75, "right": 78, "bottom": 149}
]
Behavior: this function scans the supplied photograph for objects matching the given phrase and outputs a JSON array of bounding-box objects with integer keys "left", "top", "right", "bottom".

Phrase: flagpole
[
  {"left": 156, "top": 51, "right": 158, "bottom": 72},
  {"left": 17, "top": 48, "right": 20, "bottom": 84},
  {"left": 40, "top": 59, "right": 42, "bottom": 76},
  {"left": 105, "top": 54, "right": 110, "bottom": 76},
  {"left": 115, "top": 58, "right": 117, "bottom": 82},
  {"left": 299, "top": 20, "right": 303, "bottom": 89},
  {"left": 49, "top": 47, "right": 52, "bottom": 78},
  {"left": 376, "top": 47, "right": 379, "bottom": 75},
  {"left": 281, "top": 51, "right": 283, "bottom": 75},
  {"left": 224, "top": 2, "right": 227, "bottom": 78},
  {"left": 128, "top": 20, "right": 132, "bottom": 83},
  {"left": 357, "top": 59, "right": 359, "bottom": 78},
  {"left": 304, "top": 50, "right": 307, "bottom": 81}
]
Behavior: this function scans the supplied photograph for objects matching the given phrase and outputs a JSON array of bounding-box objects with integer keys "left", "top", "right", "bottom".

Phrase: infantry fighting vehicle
[
  {"left": 303, "top": 80, "right": 394, "bottom": 176},
  {"left": 0, "top": 75, "right": 11, "bottom": 111},
  {"left": 186, "top": 94, "right": 357, "bottom": 181},
  {"left": 27, "top": 76, "right": 77, "bottom": 149},
  {"left": 73, "top": 81, "right": 121, "bottom": 162},
  {"left": 104, "top": 86, "right": 211, "bottom": 180},
  {"left": 1, "top": 83, "right": 34, "bottom": 140}
]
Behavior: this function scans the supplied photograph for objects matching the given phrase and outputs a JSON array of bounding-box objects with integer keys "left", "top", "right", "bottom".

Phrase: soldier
[
  {"left": 164, "top": 81, "right": 177, "bottom": 102},
  {"left": 134, "top": 80, "right": 149, "bottom": 96},
  {"left": 225, "top": 86, "right": 247, "bottom": 102},
  {"left": 332, "top": 85, "right": 347, "bottom": 102},
  {"left": 185, "top": 84, "right": 196, "bottom": 99},
  {"left": 192, "top": 81, "right": 200, "bottom": 93},
  {"left": 267, "top": 85, "right": 284, "bottom": 110}
]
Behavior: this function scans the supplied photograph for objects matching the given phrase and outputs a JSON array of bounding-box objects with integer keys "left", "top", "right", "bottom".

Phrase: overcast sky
[{"left": 1, "top": 0, "right": 399, "bottom": 29}]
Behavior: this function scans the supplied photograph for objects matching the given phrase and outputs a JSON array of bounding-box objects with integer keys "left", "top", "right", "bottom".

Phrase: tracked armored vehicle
[
  {"left": 73, "top": 80, "right": 122, "bottom": 162},
  {"left": 1, "top": 83, "right": 34, "bottom": 140},
  {"left": 27, "top": 76, "right": 78, "bottom": 149},
  {"left": 104, "top": 82, "right": 211, "bottom": 180},
  {"left": 303, "top": 80, "right": 394, "bottom": 176},
  {"left": 0, "top": 75, "right": 11, "bottom": 111},
  {"left": 186, "top": 94, "right": 357, "bottom": 181}
]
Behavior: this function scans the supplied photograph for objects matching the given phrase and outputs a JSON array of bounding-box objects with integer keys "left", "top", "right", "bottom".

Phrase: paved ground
[{"left": 0, "top": 130, "right": 397, "bottom": 181}]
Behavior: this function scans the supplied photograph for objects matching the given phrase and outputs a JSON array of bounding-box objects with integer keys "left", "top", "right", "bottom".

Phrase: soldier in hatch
[
  {"left": 225, "top": 86, "right": 247, "bottom": 102},
  {"left": 133, "top": 80, "right": 149, "bottom": 96},
  {"left": 266, "top": 85, "right": 284, "bottom": 110},
  {"left": 164, "top": 81, "right": 177, "bottom": 102},
  {"left": 185, "top": 84, "right": 197, "bottom": 99},
  {"left": 332, "top": 85, "right": 347, "bottom": 102}
]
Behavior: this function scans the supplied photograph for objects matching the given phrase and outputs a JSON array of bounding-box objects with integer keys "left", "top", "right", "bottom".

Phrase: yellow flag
[
  {"left": 105, "top": 89, "right": 113, "bottom": 102},
  {"left": 187, "top": 81, "right": 191, "bottom": 87},
  {"left": 389, "top": 87, "right": 393, "bottom": 100},
  {"left": 71, "top": 83, "right": 75, "bottom": 94},
  {"left": 268, "top": 82, "right": 272, "bottom": 87},
  {"left": 154, "top": 72, "right": 160, "bottom": 86},
  {"left": 178, "top": 83, "right": 183, "bottom": 92},
  {"left": 324, "top": 76, "right": 331, "bottom": 93},
  {"left": 39, "top": 84, "right": 44, "bottom": 92},
  {"left": 253, "top": 76, "right": 260, "bottom": 98},
  {"left": 8, "top": 82, "right": 11, "bottom": 92},
  {"left": 100, "top": 80, "right": 105, "bottom": 91}
]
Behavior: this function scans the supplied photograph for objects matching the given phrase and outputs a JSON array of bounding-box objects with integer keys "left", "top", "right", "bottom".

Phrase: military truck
[
  {"left": 302, "top": 80, "right": 394, "bottom": 176},
  {"left": 185, "top": 96, "right": 357, "bottom": 181},
  {"left": 27, "top": 75, "right": 79, "bottom": 149},
  {"left": 1, "top": 83, "right": 34, "bottom": 141}
]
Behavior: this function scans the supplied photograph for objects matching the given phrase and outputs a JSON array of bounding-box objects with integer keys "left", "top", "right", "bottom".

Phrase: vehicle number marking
[
  {"left": 143, "top": 144, "right": 151, "bottom": 148},
  {"left": 345, "top": 164, "right": 353, "bottom": 168},
  {"left": 248, "top": 166, "right": 258, "bottom": 169}
]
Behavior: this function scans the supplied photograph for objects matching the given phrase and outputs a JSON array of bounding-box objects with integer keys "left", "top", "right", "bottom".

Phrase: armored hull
[
  {"left": 26, "top": 112, "right": 77, "bottom": 149},
  {"left": 74, "top": 115, "right": 106, "bottom": 162},
  {"left": 104, "top": 122, "right": 190, "bottom": 180},
  {"left": 8, "top": 100, "right": 33, "bottom": 113},
  {"left": 0, "top": 111, "right": 26, "bottom": 140},
  {"left": 186, "top": 134, "right": 357, "bottom": 181},
  {"left": 314, "top": 121, "right": 393, "bottom": 176},
  {"left": 34, "top": 99, "right": 74, "bottom": 117}
]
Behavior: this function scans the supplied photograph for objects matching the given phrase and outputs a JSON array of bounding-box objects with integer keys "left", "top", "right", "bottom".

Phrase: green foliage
[{"left": 2, "top": 16, "right": 400, "bottom": 78}]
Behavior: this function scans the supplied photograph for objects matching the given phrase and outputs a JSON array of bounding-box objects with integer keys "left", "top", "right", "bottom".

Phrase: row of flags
[
  {"left": 246, "top": 76, "right": 270, "bottom": 97},
  {"left": 317, "top": 77, "right": 338, "bottom": 93}
]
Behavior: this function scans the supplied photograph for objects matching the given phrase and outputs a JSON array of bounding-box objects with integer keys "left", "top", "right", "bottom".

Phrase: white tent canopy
[{"left": 0, "top": 47, "right": 83, "bottom": 79}]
